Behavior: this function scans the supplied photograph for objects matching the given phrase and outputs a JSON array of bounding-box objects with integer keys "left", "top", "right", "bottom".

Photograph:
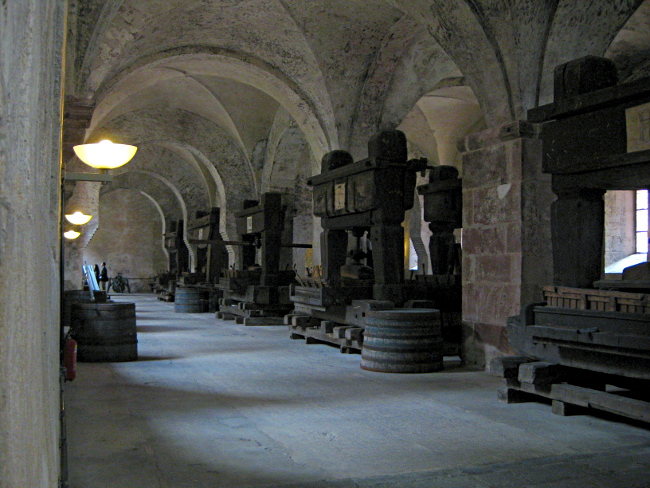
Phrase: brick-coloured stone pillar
[{"left": 458, "top": 121, "right": 554, "bottom": 368}]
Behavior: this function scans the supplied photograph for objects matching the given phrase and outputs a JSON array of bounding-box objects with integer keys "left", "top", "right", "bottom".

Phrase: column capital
[{"left": 458, "top": 121, "right": 540, "bottom": 153}]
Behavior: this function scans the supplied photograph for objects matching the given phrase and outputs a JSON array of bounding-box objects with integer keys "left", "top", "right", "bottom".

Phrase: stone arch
[
  {"left": 86, "top": 107, "right": 254, "bottom": 244},
  {"left": 90, "top": 48, "right": 334, "bottom": 160},
  {"left": 349, "top": 26, "right": 462, "bottom": 158},
  {"left": 386, "top": 0, "right": 643, "bottom": 124},
  {"left": 113, "top": 143, "right": 212, "bottom": 221},
  {"left": 138, "top": 190, "right": 170, "bottom": 263},
  {"left": 156, "top": 143, "right": 218, "bottom": 208},
  {"left": 539, "top": 0, "right": 645, "bottom": 104},
  {"left": 107, "top": 169, "right": 200, "bottom": 271},
  {"left": 88, "top": 69, "right": 253, "bottom": 165},
  {"left": 84, "top": 187, "right": 168, "bottom": 289},
  {"left": 605, "top": 1, "right": 650, "bottom": 83},
  {"left": 259, "top": 108, "right": 313, "bottom": 273},
  {"left": 396, "top": 79, "right": 486, "bottom": 273}
]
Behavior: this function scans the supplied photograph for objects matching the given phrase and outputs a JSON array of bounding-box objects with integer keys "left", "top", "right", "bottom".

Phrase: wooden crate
[{"left": 543, "top": 286, "right": 650, "bottom": 313}]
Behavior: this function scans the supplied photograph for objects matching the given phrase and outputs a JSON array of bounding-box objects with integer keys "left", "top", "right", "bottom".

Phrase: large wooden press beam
[
  {"left": 528, "top": 56, "right": 650, "bottom": 287},
  {"left": 188, "top": 239, "right": 311, "bottom": 248}
]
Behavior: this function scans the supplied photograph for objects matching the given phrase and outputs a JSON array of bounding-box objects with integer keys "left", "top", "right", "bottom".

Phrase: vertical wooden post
[{"left": 551, "top": 188, "right": 605, "bottom": 288}]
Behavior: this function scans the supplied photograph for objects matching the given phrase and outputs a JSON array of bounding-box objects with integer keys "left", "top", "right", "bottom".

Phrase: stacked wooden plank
[
  {"left": 216, "top": 297, "right": 287, "bottom": 325},
  {"left": 286, "top": 314, "right": 363, "bottom": 354},
  {"left": 543, "top": 286, "right": 650, "bottom": 313},
  {"left": 491, "top": 357, "right": 650, "bottom": 424}
]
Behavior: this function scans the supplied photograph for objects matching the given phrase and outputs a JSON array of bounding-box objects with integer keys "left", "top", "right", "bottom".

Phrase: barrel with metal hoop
[
  {"left": 361, "top": 308, "right": 443, "bottom": 373},
  {"left": 70, "top": 302, "right": 137, "bottom": 362},
  {"left": 174, "top": 286, "right": 204, "bottom": 313},
  {"left": 62, "top": 290, "right": 107, "bottom": 330}
]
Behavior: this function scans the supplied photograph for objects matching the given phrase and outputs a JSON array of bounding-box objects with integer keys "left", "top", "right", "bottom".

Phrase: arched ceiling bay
[
  {"left": 88, "top": 68, "right": 280, "bottom": 162},
  {"left": 112, "top": 144, "right": 212, "bottom": 219},
  {"left": 606, "top": 1, "right": 650, "bottom": 82},
  {"left": 90, "top": 50, "right": 333, "bottom": 162},
  {"left": 385, "top": 0, "right": 646, "bottom": 122},
  {"left": 88, "top": 107, "right": 255, "bottom": 206},
  {"left": 155, "top": 143, "right": 218, "bottom": 208},
  {"left": 73, "top": 0, "right": 444, "bottom": 159},
  {"left": 416, "top": 84, "right": 485, "bottom": 166},
  {"left": 69, "top": 0, "right": 650, "bottom": 233},
  {"left": 104, "top": 171, "right": 184, "bottom": 226},
  {"left": 398, "top": 81, "right": 485, "bottom": 169}
]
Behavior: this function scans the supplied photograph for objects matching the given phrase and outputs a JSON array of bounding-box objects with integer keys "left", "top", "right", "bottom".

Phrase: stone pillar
[
  {"left": 0, "top": 2, "right": 66, "bottom": 487},
  {"left": 458, "top": 121, "right": 554, "bottom": 368}
]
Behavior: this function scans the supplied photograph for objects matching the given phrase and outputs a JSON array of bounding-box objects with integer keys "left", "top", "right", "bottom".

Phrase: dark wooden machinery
[
  {"left": 216, "top": 192, "right": 300, "bottom": 325},
  {"left": 156, "top": 220, "right": 189, "bottom": 301},
  {"left": 494, "top": 56, "right": 650, "bottom": 423},
  {"left": 187, "top": 207, "right": 229, "bottom": 285},
  {"left": 288, "top": 130, "right": 441, "bottom": 354},
  {"left": 415, "top": 166, "right": 463, "bottom": 357},
  {"left": 164, "top": 219, "right": 189, "bottom": 277},
  {"left": 170, "top": 208, "right": 230, "bottom": 313}
]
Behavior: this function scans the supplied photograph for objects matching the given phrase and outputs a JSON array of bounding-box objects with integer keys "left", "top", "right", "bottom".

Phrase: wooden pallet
[
  {"left": 286, "top": 311, "right": 462, "bottom": 357},
  {"left": 216, "top": 298, "right": 289, "bottom": 326},
  {"left": 491, "top": 357, "right": 650, "bottom": 424},
  {"left": 287, "top": 314, "right": 363, "bottom": 354}
]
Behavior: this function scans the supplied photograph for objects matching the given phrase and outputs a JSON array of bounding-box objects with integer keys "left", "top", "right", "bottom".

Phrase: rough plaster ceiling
[{"left": 68, "top": 0, "right": 650, "bottom": 248}]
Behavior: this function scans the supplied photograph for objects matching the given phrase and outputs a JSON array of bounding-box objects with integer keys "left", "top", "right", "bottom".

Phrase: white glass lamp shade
[
  {"left": 64, "top": 230, "right": 81, "bottom": 240},
  {"left": 65, "top": 211, "right": 92, "bottom": 225},
  {"left": 73, "top": 139, "right": 137, "bottom": 169}
]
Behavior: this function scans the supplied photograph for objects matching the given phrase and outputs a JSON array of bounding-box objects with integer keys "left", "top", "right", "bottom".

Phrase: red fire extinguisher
[{"left": 64, "top": 338, "right": 77, "bottom": 381}]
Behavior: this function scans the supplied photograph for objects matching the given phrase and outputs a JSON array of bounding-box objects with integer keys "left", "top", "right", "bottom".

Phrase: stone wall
[
  {"left": 459, "top": 122, "right": 554, "bottom": 368},
  {"left": 604, "top": 190, "right": 636, "bottom": 269},
  {"left": 84, "top": 189, "right": 168, "bottom": 293},
  {"left": 0, "top": 2, "right": 66, "bottom": 487}
]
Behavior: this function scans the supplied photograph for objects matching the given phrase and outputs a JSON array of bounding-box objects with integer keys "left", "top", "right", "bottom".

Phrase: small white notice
[{"left": 334, "top": 182, "right": 346, "bottom": 211}]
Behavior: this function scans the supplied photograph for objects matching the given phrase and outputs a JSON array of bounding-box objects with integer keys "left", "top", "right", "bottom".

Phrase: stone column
[
  {"left": 0, "top": 2, "right": 67, "bottom": 487},
  {"left": 458, "top": 121, "right": 554, "bottom": 368}
]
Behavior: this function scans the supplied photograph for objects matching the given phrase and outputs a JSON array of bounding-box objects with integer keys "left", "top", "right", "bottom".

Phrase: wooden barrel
[
  {"left": 62, "top": 290, "right": 107, "bottom": 330},
  {"left": 70, "top": 302, "right": 137, "bottom": 362},
  {"left": 361, "top": 309, "right": 443, "bottom": 373},
  {"left": 174, "top": 287, "right": 203, "bottom": 313}
]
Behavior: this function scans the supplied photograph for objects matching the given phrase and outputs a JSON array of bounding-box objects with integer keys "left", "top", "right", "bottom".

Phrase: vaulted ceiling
[{"left": 65, "top": 0, "right": 650, "bottom": 250}]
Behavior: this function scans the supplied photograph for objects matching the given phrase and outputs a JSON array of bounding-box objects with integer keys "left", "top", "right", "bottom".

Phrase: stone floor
[{"left": 65, "top": 294, "right": 650, "bottom": 488}]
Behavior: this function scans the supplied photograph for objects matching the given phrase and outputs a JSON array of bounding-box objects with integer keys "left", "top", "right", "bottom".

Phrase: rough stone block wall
[{"left": 459, "top": 122, "right": 553, "bottom": 368}]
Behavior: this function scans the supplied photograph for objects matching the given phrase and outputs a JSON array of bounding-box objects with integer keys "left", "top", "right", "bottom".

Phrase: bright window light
[{"left": 636, "top": 190, "right": 648, "bottom": 253}]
